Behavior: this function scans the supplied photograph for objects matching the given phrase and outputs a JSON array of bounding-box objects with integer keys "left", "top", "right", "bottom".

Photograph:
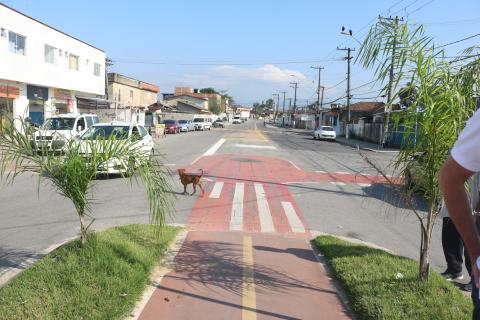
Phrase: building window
[
  {"left": 8, "top": 31, "right": 25, "bottom": 55},
  {"left": 44, "top": 44, "right": 57, "bottom": 64},
  {"left": 69, "top": 54, "right": 79, "bottom": 71},
  {"left": 94, "top": 62, "right": 101, "bottom": 76}
]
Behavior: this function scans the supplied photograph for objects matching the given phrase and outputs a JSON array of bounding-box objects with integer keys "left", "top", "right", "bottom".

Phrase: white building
[{"left": 0, "top": 3, "right": 105, "bottom": 128}]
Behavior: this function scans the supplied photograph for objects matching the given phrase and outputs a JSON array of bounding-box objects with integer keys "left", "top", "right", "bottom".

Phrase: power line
[
  {"left": 111, "top": 58, "right": 343, "bottom": 66},
  {"left": 436, "top": 33, "right": 480, "bottom": 48},
  {"left": 324, "top": 78, "right": 347, "bottom": 91},
  {"left": 350, "top": 79, "right": 378, "bottom": 91},
  {"left": 407, "top": 0, "right": 436, "bottom": 15}
]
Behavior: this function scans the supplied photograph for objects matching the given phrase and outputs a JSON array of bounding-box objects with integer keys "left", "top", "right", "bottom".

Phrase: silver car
[{"left": 178, "top": 120, "right": 195, "bottom": 132}]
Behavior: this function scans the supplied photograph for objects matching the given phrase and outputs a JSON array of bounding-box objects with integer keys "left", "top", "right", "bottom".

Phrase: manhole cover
[{"left": 231, "top": 157, "right": 262, "bottom": 163}]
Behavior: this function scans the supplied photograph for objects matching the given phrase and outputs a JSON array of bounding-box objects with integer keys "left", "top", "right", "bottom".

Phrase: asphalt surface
[{"left": 0, "top": 120, "right": 456, "bottom": 286}]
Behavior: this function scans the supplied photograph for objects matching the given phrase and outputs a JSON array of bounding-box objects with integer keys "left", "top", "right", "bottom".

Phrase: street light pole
[{"left": 290, "top": 82, "right": 299, "bottom": 128}]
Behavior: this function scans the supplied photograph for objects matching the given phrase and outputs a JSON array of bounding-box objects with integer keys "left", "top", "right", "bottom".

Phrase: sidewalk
[{"left": 137, "top": 231, "right": 352, "bottom": 320}]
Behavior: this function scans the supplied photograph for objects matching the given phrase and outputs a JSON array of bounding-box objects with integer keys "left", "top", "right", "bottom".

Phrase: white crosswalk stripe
[
  {"left": 281, "top": 201, "right": 305, "bottom": 233},
  {"left": 254, "top": 183, "right": 275, "bottom": 233},
  {"left": 209, "top": 181, "right": 224, "bottom": 199},
  {"left": 229, "top": 182, "right": 244, "bottom": 231}
]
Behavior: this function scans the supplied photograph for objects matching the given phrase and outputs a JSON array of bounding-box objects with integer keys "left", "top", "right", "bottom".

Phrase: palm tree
[
  {"left": 0, "top": 118, "right": 172, "bottom": 246},
  {"left": 358, "top": 21, "right": 480, "bottom": 280}
]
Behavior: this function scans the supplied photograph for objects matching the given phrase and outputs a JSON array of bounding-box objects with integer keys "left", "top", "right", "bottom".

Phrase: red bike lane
[{"left": 138, "top": 153, "right": 390, "bottom": 319}]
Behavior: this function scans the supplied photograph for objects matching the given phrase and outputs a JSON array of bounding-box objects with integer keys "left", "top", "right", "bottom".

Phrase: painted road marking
[
  {"left": 315, "top": 170, "right": 326, "bottom": 173},
  {"left": 163, "top": 163, "right": 176, "bottom": 166},
  {"left": 330, "top": 182, "right": 346, "bottom": 186},
  {"left": 288, "top": 160, "right": 301, "bottom": 171},
  {"left": 254, "top": 183, "right": 275, "bottom": 233},
  {"left": 203, "top": 138, "right": 226, "bottom": 156},
  {"left": 358, "top": 183, "right": 372, "bottom": 187},
  {"left": 209, "top": 181, "right": 224, "bottom": 199},
  {"left": 281, "top": 201, "right": 305, "bottom": 233},
  {"left": 243, "top": 236, "right": 257, "bottom": 320},
  {"left": 230, "top": 182, "right": 245, "bottom": 231},
  {"left": 235, "top": 144, "right": 277, "bottom": 150},
  {"left": 335, "top": 171, "right": 351, "bottom": 175}
]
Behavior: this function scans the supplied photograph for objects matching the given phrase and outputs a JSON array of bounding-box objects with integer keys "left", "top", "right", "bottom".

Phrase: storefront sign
[
  {"left": 27, "top": 85, "right": 48, "bottom": 101},
  {"left": 0, "top": 86, "right": 20, "bottom": 99},
  {"left": 54, "top": 88, "right": 71, "bottom": 100}
]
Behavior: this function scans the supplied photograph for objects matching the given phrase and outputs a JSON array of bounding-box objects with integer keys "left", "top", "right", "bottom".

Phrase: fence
[{"left": 347, "top": 122, "right": 406, "bottom": 148}]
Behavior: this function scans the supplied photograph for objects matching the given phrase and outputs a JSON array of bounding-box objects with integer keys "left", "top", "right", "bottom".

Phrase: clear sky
[{"left": 3, "top": 0, "right": 480, "bottom": 107}]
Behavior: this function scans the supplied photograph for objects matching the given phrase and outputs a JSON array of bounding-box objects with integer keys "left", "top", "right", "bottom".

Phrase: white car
[
  {"left": 193, "top": 118, "right": 211, "bottom": 131},
  {"left": 313, "top": 126, "right": 337, "bottom": 141},
  {"left": 78, "top": 122, "right": 154, "bottom": 175},
  {"left": 233, "top": 116, "right": 241, "bottom": 124},
  {"left": 33, "top": 113, "right": 99, "bottom": 153}
]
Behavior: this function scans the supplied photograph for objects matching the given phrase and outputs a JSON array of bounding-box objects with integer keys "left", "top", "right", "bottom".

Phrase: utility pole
[
  {"left": 319, "top": 85, "right": 325, "bottom": 126},
  {"left": 378, "top": 15, "right": 403, "bottom": 111},
  {"left": 279, "top": 91, "right": 287, "bottom": 126},
  {"left": 337, "top": 46, "right": 355, "bottom": 138},
  {"left": 289, "top": 82, "right": 299, "bottom": 128},
  {"left": 311, "top": 66, "right": 324, "bottom": 113}
]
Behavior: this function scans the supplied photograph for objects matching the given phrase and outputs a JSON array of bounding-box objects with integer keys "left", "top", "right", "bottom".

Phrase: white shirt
[{"left": 451, "top": 108, "right": 480, "bottom": 172}]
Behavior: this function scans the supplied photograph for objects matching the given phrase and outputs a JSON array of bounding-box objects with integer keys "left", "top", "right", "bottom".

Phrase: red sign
[
  {"left": 0, "top": 86, "right": 20, "bottom": 99},
  {"left": 54, "top": 88, "right": 71, "bottom": 100}
]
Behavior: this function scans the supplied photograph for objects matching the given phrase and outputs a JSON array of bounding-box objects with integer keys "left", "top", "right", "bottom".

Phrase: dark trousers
[{"left": 442, "top": 217, "right": 471, "bottom": 276}]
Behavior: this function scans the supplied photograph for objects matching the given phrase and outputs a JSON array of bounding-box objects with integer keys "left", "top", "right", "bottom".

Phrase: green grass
[
  {"left": 0, "top": 224, "right": 179, "bottom": 320},
  {"left": 315, "top": 235, "right": 471, "bottom": 320}
]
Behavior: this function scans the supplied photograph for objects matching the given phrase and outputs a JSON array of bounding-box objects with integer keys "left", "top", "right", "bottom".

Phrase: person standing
[
  {"left": 440, "top": 202, "right": 470, "bottom": 281},
  {"left": 440, "top": 109, "right": 480, "bottom": 318}
]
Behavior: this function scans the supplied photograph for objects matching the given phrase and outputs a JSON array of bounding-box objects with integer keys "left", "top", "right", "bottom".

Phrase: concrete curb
[
  {"left": 335, "top": 139, "right": 399, "bottom": 154},
  {"left": 0, "top": 236, "right": 77, "bottom": 288},
  {"left": 127, "top": 228, "right": 188, "bottom": 320}
]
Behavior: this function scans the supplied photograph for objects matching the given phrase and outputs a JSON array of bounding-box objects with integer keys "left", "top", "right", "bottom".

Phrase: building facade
[
  {"left": 0, "top": 3, "right": 106, "bottom": 127},
  {"left": 106, "top": 73, "right": 159, "bottom": 125},
  {"left": 174, "top": 87, "right": 225, "bottom": 114}
]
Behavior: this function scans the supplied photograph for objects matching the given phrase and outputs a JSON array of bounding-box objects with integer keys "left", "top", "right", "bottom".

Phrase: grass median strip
[
  {"left": 0, "top": 224, "right": 179, "bottom": 320},
  {"left": 315, "top": 235, "right": 471, "bottom": 320}
]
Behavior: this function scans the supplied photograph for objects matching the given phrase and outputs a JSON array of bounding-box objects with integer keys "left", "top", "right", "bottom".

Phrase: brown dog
[{"left": 178, "top": 168, "right": 205, "bottom": 196}]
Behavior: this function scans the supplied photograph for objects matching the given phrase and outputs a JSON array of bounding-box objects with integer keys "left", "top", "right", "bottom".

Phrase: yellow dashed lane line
[{"left": 242, "top": 236, "right": 257, "bottom": 320}]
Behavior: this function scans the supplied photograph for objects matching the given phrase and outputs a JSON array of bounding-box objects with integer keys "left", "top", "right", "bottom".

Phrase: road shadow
[
  {"left": 165, "top": 239, "right": 338, "bottom": 297},
  {"left": 0, "top": 246, "right": 43, "bottom": 277},
  {"left": 361, "top": 183, "right": 428, "bottom": 211}
]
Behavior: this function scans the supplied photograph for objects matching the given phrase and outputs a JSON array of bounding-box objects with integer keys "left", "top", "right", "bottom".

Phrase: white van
[{"left": 33, "top": 113, "right": 99, "bottom": 152}]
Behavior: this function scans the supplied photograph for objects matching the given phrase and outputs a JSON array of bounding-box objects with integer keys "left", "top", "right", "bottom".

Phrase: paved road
[{"left": 0, "top": 120, "right": 452, "bottom": 288}]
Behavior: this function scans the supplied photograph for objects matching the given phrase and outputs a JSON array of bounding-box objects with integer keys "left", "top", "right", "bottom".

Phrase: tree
[
  {"left": 0, "top": 119, "right": 172, "bottom": 246},
  {"left": 199, "top": 88, "right": 218, "bottom": 94},
  {"left": 358, "top": 22, "right": 480, "bottom": 280}
]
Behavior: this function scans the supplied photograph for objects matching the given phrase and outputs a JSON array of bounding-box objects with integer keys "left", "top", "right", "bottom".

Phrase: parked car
[
  {"left": 178, "top": 119, "right": 195, "bottom": 132},
  {"left": 33, "top": 113, "right": 99, "bottom": 153},
  {"left": 193, "top": 117, "right": 211, "bottom": 131},
  {"left": 163, "top": 119, "right": 180, "bottom": 134},
  {"left": 313, "top": 126, "right": 337, "bottom": 141},
  {"left": 213, "top": 119, "right": 225, "bottom": 128},
  {"left": 233, "top": 116, "right": 242, "bottom": 124},
  {"left": 78, "top": 122, "right": 154, "bottom": 175}
]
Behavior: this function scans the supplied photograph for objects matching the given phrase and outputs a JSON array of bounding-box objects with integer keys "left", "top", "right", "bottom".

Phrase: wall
[
  {"left": 109, "top": 81, "right": 157, "bottom": 109},
  {"left": 0, "top": 4, "right": 105, "bottom": 96}
]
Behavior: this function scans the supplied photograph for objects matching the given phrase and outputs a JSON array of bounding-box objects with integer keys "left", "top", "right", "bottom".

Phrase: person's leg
[{"left": 442, "top": 217, "right": 464, "bottom": 274}]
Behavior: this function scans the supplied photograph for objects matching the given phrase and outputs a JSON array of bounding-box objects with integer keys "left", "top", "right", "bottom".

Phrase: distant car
[
  {"left": 78, "top": 122, "right": 153, "bottom": 175},
  {"left": 163, "top": 119, "right": 180, "bottom": 134},
  {"left": 193, "top": 118, "right": 211, "bottom": 131},
  {"left": 313, "top": 126, "right": 336, "bottom": 141},
  {"left": 213, "top": 119, "right": 225, "bottom": 128},
  {"left": 178, "top": 120, "right": 195, "bottom": 132},
  {"left": 233, "top": 116, "right": 241, "bottom": 124}
]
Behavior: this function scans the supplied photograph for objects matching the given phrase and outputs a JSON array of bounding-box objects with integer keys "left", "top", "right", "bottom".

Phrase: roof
[
  {"left": 0, "top": 3, "right": 104, "bottom": 52},
  {"left": 349, "top": 102, "right": 385, "bottom": 113},
  {"left": 177, "top": 100, "right": 210, "bottom": 113},
  {"left": 166, "top": 95, "right": 208, "bottom": 102}
]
